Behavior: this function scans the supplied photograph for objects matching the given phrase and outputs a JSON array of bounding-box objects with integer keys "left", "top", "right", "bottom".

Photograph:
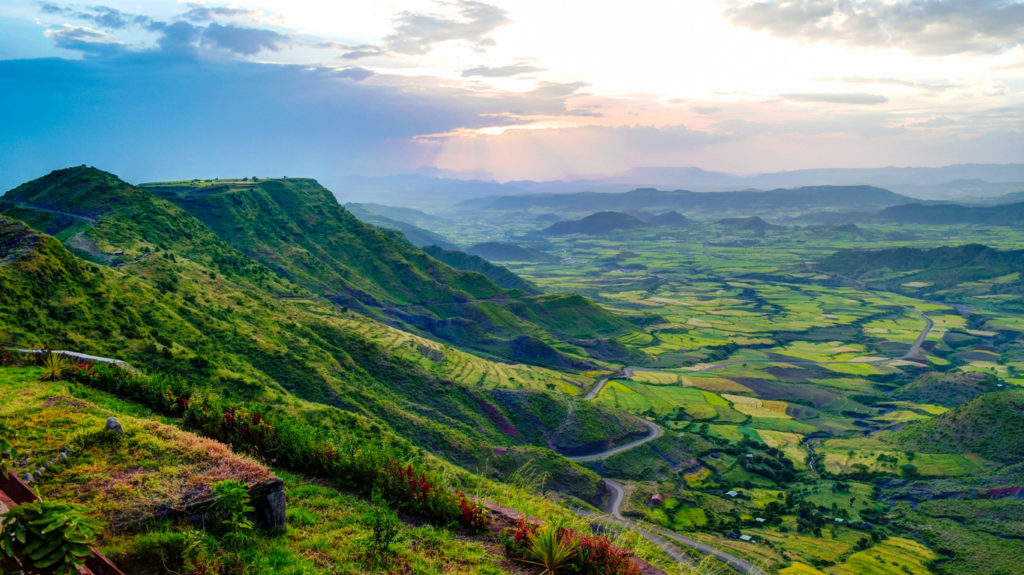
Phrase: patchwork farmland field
[{"left": 419, "top": 213, "right": 1024, "bottom": 573}]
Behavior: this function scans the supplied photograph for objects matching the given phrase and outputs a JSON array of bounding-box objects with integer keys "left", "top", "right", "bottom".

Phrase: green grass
[
  {"left": 0, "top": 368, "right": 506, "bottom": 574},
  {"left": 820, "top": 436, "right": 992, "bottom": 477},
  {"left": 595, "top": 380, "right": 746, "bottom": 421}
]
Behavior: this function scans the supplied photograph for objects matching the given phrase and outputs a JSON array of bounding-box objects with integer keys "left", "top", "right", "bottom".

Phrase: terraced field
[{"left": 332, "top": 312, "right": 595, "bottom": 393}]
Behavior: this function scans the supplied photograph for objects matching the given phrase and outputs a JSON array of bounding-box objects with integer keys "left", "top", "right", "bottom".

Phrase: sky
[{"left": 0, "top": 0, "right": 1022, "bottom": 188}]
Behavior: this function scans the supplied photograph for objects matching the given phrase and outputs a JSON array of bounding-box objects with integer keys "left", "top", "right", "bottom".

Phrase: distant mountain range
[
  {"left": 329, "top": 163, "right": 1024, "bottom": 207},
  {"left": 516, "top": 164, "right": 1024, "bottom": 193},
  {"left": 876, "top": 202, "right": 1024, "bottom": 225},
  {"left": 460, "top": 185, "right": 910, "bottom": 217}
]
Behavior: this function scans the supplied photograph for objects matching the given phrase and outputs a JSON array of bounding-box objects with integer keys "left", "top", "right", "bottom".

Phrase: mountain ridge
[
  {"left": 0, "top": 168, "right": 654, "bottom": 501},
  {"left": 141, "top": 175, "right": 638, "bottom": 367}
]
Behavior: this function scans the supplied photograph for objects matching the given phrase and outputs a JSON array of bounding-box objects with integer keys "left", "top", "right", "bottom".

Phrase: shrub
[
  {"left": 210, "top": 479, "right": 254, "bottom": 542},
  {"left": 526, "top": 525, "right": 578, "bottom": 575},
  {"left": 573, "top": 534, "right": 641, "bottom": 575},
  {"left": 505, "top": 517, "right": 639, "bottom": 575},
  {"left": 503, "top": 515, "right": 539, "bottom": 558},
  {"left": 0, "top": 501, "right": 103, "bottom": 575},
  {"left": 377, "top": 459, "right": 460, "bottom": 524},
  {"left": 456, "top": 491, "right": 489, "bottom": 531},
  {"left": 40, "top": 351, "right": 69, "bottom": 381},
  {"left": 363, "top": 489, "right": 401, "bottom": 568}
]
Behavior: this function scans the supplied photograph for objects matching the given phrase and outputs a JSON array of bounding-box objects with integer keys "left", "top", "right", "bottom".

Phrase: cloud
[
  {"left": 147, "top": 20, "right": 201, "bottom": 56},
  {"left": 692, "top": 105, "right": 721, "bottom": 115},
  {"left": 783, "top": 92, "right": 889, "bottom": 105},
  {"left": 201, "top": 23, "right": 288, "bottom": 55},
  {"left": 529, "top": 81, "right": 588, "bottom": 98},
  {"left": 316, "top": 42, "right": 386, "bottom": 60},
  {"left": 44, "top": 24, "right": 124, "bottom": 55},
  {"left": 36, "top": 3, "right": 286, "bottom": 58},
  {"left": 39, "top": 3, "right": 151, "bottom": 30},
  {"left": 827, "top": 76, "right": 955, "bottom": 92},
  {"left": 462, "top": 63, "right": 545, "bottom": 77},
  {"left": 340, "top": 45, "right": 385, "bottom": 60},
  {"left": 336, "top": 66, "right": 374, "bottom": 81},
  {"left": 981, "top": 80, "right": 1010, "bottom": 96},
  {"left": 565, "top": 108, "right": 603, "bottom": 117},
  {"left": 39, "top": 2, "right": 70, "bottom": 15},
  {"left": 183, "top": 3, "right": 263, "bottom": 22},
  {"left": 79, "top": 6, "right": 137, "bottom": 30},
  {"left": 386, "top": 0, "right": 510, "bottom": 55},
  {"left": 914, "top": 116, "right": 957, "bottom": 128},
  {"left": 723, "top": 0, "right": 1024, "bottom": 56},
  {"left": 714, "top": 109, "right": 908, "bottom": 138}
]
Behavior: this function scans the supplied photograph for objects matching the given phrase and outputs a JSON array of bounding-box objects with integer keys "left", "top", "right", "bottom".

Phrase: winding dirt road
[
  {"left": 566, "top": 419, "right": 663, "bottom": 462},
  {"left": 580, "top": 479, "right": 767, "bottom": 574}
]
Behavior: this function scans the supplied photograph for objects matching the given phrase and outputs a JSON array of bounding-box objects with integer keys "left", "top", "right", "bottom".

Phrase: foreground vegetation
[{"left": 0, "top": 362, "right": 675, "bottom": 574}]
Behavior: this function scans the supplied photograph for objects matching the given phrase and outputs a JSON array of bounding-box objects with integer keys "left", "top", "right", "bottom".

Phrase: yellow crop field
[
  {"left": 681, "top": 376, "right": 753, "bottom": 393},
  {"left": 827, "top": 537, "right": 936, "bottom": 575},
  {"left": 629, "top": 370, "right": 681, "bottom": 385},
  {"left": 724, "top": 394, "right": 793, "bottom": 419}
]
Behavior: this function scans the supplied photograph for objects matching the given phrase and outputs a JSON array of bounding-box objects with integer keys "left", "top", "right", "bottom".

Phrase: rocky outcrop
[{"left": 250, "top": 477, "right": 287, "bottom": 531}]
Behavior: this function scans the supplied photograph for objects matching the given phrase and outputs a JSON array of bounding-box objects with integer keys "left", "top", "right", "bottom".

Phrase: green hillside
[
  {"left": 716, "top": 216, "right": 779, "bottom": 232},
  {"left": 466, "top": 241, "right": 555, "bottom": 262},
  {"left": 143, "top": 176, "right": 499, "bottom": 305},
  {"left": 542, "top": 211, "right": 648, "bottom": 235},
  {"left": 896, "top": 390, "right": 1024, "bottom": 464},
  {"left": 141, "top": 175, "right": 635, "bottom": 366},
  {"left": 421, "top": 245, "right": 540, "bottom": 293},
  {"left": 818, "top": 244, "right": 1024, "bottom": 311},
  {"left": 820, "top": 244, "right": 1024, "bottom": 282},
  {"left": 894, "top": 371, "right": 1003, "bottom": 408},
  {"left": 345, "top": 202, "right": 456, "bottom": 249},
  {"left": 645, "top": 211, "right": 689, "bottom": 226},
  {"left": 0, "top": 168, "right": 647, "bottom": 500},
  {"left": 0, "top": 168, "right": 279, "bottom": 285},
  {"left": 0, "top": 213, "right": 521, "bottom": 458}
]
